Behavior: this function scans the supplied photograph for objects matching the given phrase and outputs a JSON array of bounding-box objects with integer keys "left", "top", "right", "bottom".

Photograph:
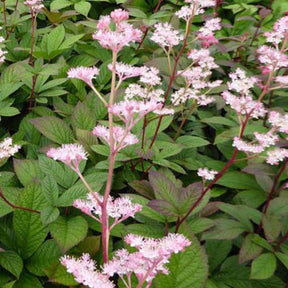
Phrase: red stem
[
  {"left": 136, "top": 0, "right": 163, "bottom": 51},
  {"left": 175, "top": 115, "right": 250, "bottom": 232},
  {"left": 275, "top": 229, "right": 288, "bottom": 251},
  {"left": 258, "top": 159, "right": 288, "bottom": 232},
  {"left": 0, "top": 187, "right": 40, "bottom": 214},
  {"left": 149, "top": 19, "right": 192, "bottom": 149}
]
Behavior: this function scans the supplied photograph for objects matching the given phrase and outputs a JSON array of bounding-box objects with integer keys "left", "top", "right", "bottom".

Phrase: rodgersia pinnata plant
[{"left": 2, "top": 0, "right": 288, "bottom": 287}]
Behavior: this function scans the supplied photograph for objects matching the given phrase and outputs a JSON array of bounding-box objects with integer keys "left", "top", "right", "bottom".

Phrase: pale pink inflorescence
[
  {"left": 151, "top": 23, "right": 184, "bottom": 49},
  {"left": 104, "top": 233, "right": 191, "bottom": 284},
  {"left": 198, "top": 18, "right": 221, "bottom": 48},
  {"left": 24, "top": 0, "right": 44, "bottom": 13},
  {"left": 173, "top": 49, "right": 221, "bottom": 106},
  {"left": 61, "top": 254, "right": 115, "bottom": 288},
  {"left": 222, "top": 69, "right": 266, "bottom": 119},
  {"left": 108, "top": 62, "right": 143, "bottom": 81},
  {"left": 266, "top": 148, "right": 288, "bottom": 165},
  {"left": 93, "top": 125, "right": 138, "bottom": 151},
  {"left": 93, "top": 9, "right": 142, "bottom": 52},
  {"left": 176, "top": 0, "right": 215, "bottom": 21},
  {"left": 62, "top": 234, "right": 190, "bottom": 288},
  {"left": 108, "top": 100, "right": 162, "bottom": 128},
  {"left": 139, "top": 66, "right": 161, "bottom": 86},
  {"left": 67, "top": 66, "right": 99, "bottom": 85},
  {"left": 264, "top": 16, "right": 288, "bottom": 45},
  {"left": 0, "top": 138, "right": 21, "bottom": 159},
  {"left": 0, "top": 28, "right": 7, "bottom": 63},
  {"left": 197, "top": 167, "right": 218, "bottom": 181},
  {"left": 46, "top": 144, "right": 87, "bottom": 170},
  {"left": 74, "top": 192, "right": 142, "bottom": 228}
]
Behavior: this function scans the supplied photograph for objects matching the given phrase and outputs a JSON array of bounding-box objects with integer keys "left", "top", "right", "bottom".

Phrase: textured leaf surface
[
  {"left": 0, "top": 251, "right": 23, "bottom": 278},
  {"left": 13, "top": 183, "right": 48, "bottom": 259},
  {"left": 154, "top": 227, "right": 208, "bottom": 288},
  {"left": 49, "top": 216, "right": 88, "bottom": 252},
  {"left": 251, "top": 253, "right": 277, "bottom": 280},
  {"left": 26, "top": 240, "right": 62, "bottom": 276},
  {"left": 30, "top": 116, "right": 73, "bottom": 144}
]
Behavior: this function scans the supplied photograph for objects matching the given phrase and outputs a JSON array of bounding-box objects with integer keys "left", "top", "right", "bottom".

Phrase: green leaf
[
  {"left": 13, "top": 272, "right": 43, "bottom": 288},
  {"left": 251, "top": 235, "right": 274, "bottom": 252},
  {"left": 154, "top": 226, "right": 208, "bottom": 288},
  {"left": 148, "top": 199, "right": 180, "bottom": 217},
  {"left": 45, "top": 262, "right": 78, "bottom": 285},
  {"left": 38, "top": 78, "right": 67, "bottom": 92},
  {"left": 263, "top": 214, "right": 281, "bottom": 242},
  {"left": 30, "top": 116, "right": 73, "bottom": 144},
  {"left": 0, "top": 251, "right": 23, "bottom": 278},
  {"left": 91, "top": 144, "right": 110, "bottom": 156},
  {"left": 275, "top": 252, "right": 288, "bottom": 270},
  {"left": 129, "top": 180, "right": 154, "bottom": 199},
  {"left": 176, "top": 136, "right": 210, "bottom": 148},
  {"left": 205, "top": 240, "right": 232, "bottom": 272},
  {"left": 201, "top": 117, "right": 237, "bottom": 127},
  {"left": 71, "top": 102, "right": 96, "bottom": 131},
  {"left": 26, "top": 240, "right": 62, "bottom": 277},
  {"left": 13, "top": 159, "right": 43, "bottom": 186},
  {"left": 47, "top": 25, "right": 65, "bottom": 54},
  {"left": 266, "top": 197, "right": 288, "bottom": 217},
  {"left": 0, "top": 187, "right": 21, "bottom": 217},
  {"left": 202, "top": 219, "right": 247, "bottom": 240},
  {"left": 0, "top": 82, "right": 23, "bottom": 101},
  {"left": 188, "top": 218, "right": 214, "bottom": 234},
  {"left": 13, "top": 183, "right": 48, "bottom": 259},
  {"left": 49, "top": 216, "right": 88, "bottom": 252},
  {"left": 41, "top": 207, "right": 60, "bottom": 225},
  {"left": 149, "top": 171, "right": 179, "bottom": 204},
  {"left": 42, "top": 176, "right": 59, "bottom": 205},
  {"left": 217, "top": 171, "right": 262, "bottom": 190},
  {"left": 51, "top": 0, "right": 72, "bottom": 10},
  {"left": 74, "top": 1, "right": 91, "bottom": 16},
  {"left": 251, "top": 253, "right": 277, "bottom": 280},
  {"left": 239, "top": 234, "right": 263, "bottom": 264},
  {"left": 179, "top": 182, "right": 210, "bottom": 216}
]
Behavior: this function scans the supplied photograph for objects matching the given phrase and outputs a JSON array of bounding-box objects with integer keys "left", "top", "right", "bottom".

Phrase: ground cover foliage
[{"left": 0, "top": 0, "right": 288, "bottom": 287}]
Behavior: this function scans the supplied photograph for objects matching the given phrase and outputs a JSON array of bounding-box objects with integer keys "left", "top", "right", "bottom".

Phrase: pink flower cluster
[
  {"left": 46, "top": 144, "right": 87, "bottom": 170},
  {"left": 174, "top": 49, "right": 221, "bottom": 106},
  {"left": 92, "top": 9, "right": 142, "bottom": 52},
  {"left": 93, "top": 125, "right": 138, "bottom": 152},
  {"left": 61, "top": 234, "right": 191, "bottom": 288},
  {"left": 108, "top": 100, "right": 162, "bottom": 128},
  {"left": 264, "top": 16, "right": 288, "bottom": 45},
  {"left": 0, "top": 138, "right": 21, "bottom": 159},
  {"left": 231, "top": 110, "right": 288, "bottom": 165},
  {"left": 257, "top": 45, "right": 288, "bottom": 73},
  {"left": 24, "top": 0, "right": 44, "bottom": 13},
  {"left": 197, "top": 167, "right": 218, "bottom": 181},
  {"left": 198, "top": 18, "right": 221, "bottom": 48},
  {"left": 61, "top": 254, "right": 115, "bottom": 288},
  {"left": 74, "top": 192, "right": 142, "bottom": 229},
  {"left": 222, "top": 69, "right": 266, "bottom": 119},
  {"left": 175, "top": 0, "right": 215, "bottom": 20},
  {"left": 67, "top": 66, "right": 99, "bottom": 85},
  {"left": 151, "top": 23, "right": 184, "bottom": 49},
  {"left": 108, "top": 62, "right": 142, "bottom": 82}
]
